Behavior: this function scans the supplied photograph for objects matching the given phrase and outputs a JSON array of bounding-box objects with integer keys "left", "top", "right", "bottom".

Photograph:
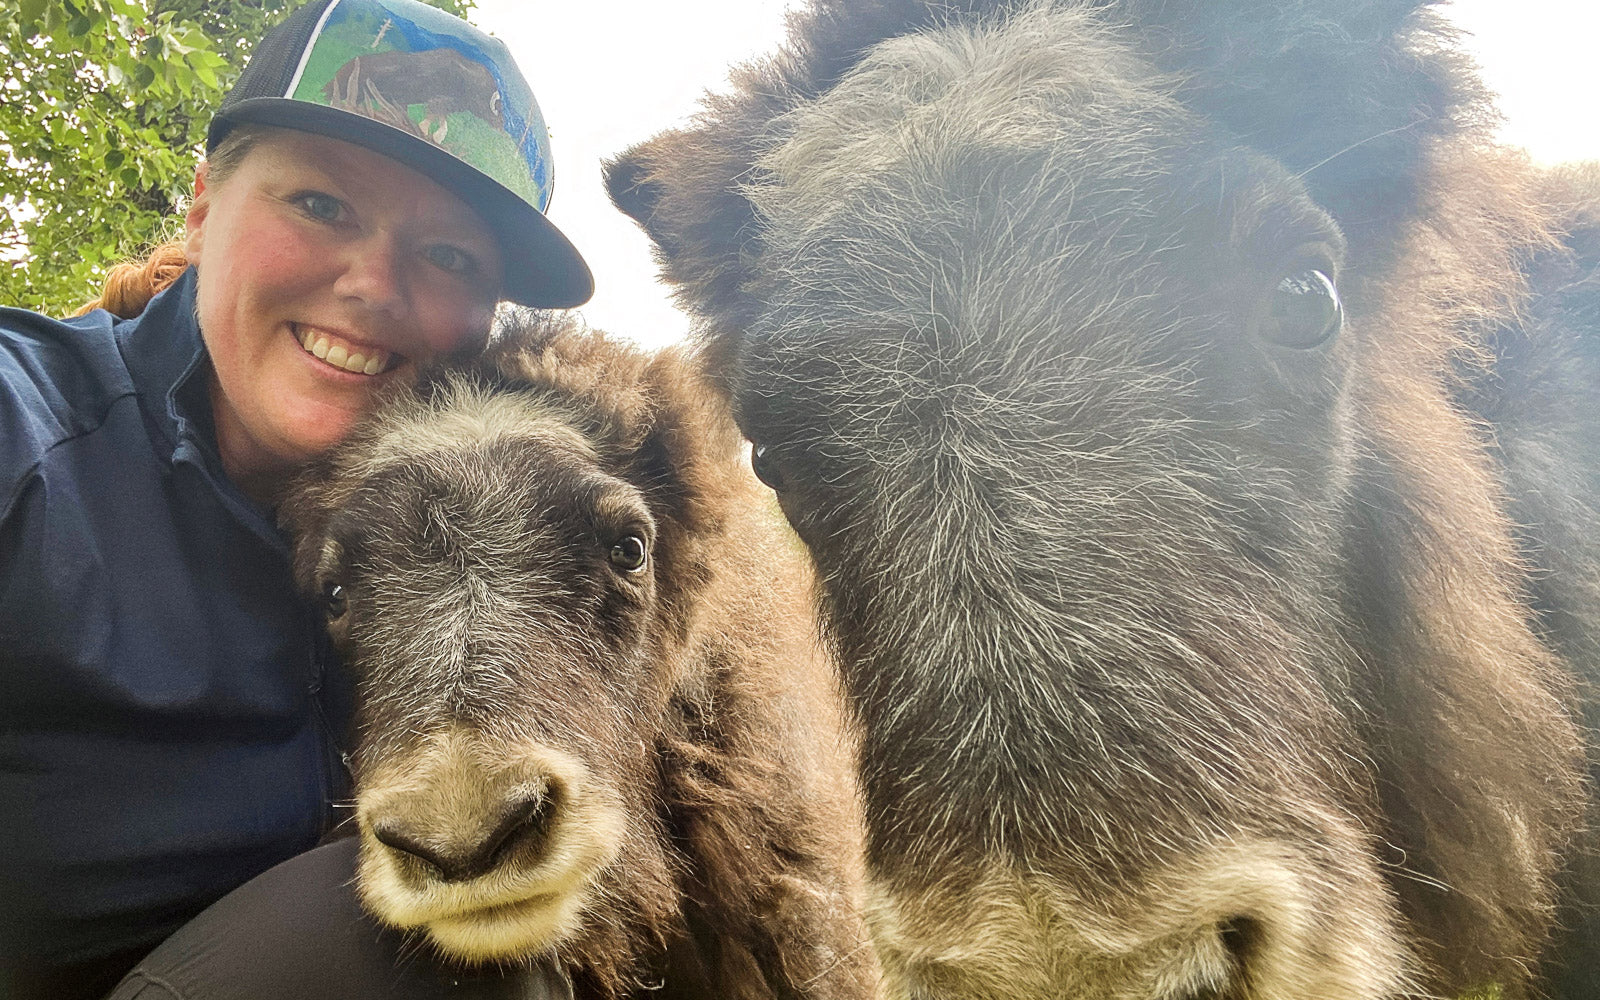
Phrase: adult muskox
[
  {"left": 280, "top": 317, "right": 880, "bottom": 999},
  {"left": 606, "top": 1, "right": 1596, "bottom": 997}
]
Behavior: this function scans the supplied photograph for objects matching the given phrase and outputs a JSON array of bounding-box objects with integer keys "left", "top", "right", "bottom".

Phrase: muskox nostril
[
  {"left": 372, "top": 822, "right": 456, "bottom": 879},
  {"left": 475, "top": 790, "right": 556, "bottom": 877},
  {"left": 372, "top": 789, "right": 556, "bottom": 884}
]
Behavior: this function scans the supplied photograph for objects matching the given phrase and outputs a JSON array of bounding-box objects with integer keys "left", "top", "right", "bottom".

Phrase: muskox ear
[
  {"left": 606, "top": 111, "right": 769, "bottom": 354},
  {"left": 278, "top": 462, "right": 342, "bottom": 598},
  {"left": 624, "top": 346, "right": 755, "bottom": 619},
  {"left": 635, "top": 346, "right": 748, "bottom": 539},
  {"left": 604, "top": 0, "right": 991, "bottom": 355}
]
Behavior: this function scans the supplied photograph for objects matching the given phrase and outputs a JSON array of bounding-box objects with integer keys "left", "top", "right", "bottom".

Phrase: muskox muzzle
[
  {"left": 371, "top": 786, "right": 552, "bottom": 885},
  {"left": 355, "top": 727, "right": 625, "bottom": 962}
]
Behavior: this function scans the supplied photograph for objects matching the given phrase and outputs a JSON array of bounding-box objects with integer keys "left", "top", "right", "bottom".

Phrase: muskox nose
[{"left": 373, "top": 789, "right": 554, "bottom": 883}]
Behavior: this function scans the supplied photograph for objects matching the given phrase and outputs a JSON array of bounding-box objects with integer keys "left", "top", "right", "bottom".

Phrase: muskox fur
[
  {"left": 606, "top": 1, "right": 1596, "bottom": 997},
  {"left": 281, "top": 316, "right": 881, "bottom": 999},
  {"left": 1463, "top": 166, "right": 1600, "bottom": 999}
]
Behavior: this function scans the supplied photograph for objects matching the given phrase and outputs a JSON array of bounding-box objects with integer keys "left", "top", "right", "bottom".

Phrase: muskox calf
[
  {"left": 608, "top": 0, "right": 1594, "bottom": 997},
  {"left": 281, "top": 316, "right": 879, "bottom": 999}
]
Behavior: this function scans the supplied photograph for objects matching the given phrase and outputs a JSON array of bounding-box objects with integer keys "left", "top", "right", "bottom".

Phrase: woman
[{"left": 0, "top": 1, "right": 589, "bottom": 996}]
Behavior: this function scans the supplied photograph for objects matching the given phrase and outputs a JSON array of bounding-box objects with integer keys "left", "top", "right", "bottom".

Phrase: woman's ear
[{"left": 184, "top": 162, "right": 212, "bottom": 268}]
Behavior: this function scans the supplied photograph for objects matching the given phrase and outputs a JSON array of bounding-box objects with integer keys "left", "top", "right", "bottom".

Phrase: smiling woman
[
  {"left": 0, "top": 1, "right": 591, "bottom": 998},
  {"left": 183, "top": 128, "right": 505, "bottom": 503}
]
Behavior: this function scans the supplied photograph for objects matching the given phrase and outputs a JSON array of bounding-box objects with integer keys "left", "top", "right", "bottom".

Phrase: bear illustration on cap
[{"left": 324, "top": 45, "right": 504, "bottom": 144}]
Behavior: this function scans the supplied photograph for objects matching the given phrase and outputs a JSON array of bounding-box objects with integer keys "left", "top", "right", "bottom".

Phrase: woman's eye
[
  {"left": 424, "top": 244, "right": 475, "bottom": 275},
  {"left": 608, "top": 535, "right": 648, "bottom": 573},
  {"left": 297, "top": 192, "right": 346, "bottom": 224}
]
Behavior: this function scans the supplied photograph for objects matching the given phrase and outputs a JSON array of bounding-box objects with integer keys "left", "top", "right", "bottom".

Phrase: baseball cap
[{"left": 207, "top": 0, "right": 593, "bottom": 308}]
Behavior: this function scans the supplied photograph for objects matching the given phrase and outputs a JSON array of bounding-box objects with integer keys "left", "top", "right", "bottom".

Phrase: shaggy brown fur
[
  {"left": 280, "top": 315, "right": 881, "bottom": 999},
  {"left": 1463, "top": 163, "right": 1600, "bottom": 999},
  {"left": 606, "top": 1, "right": 1594, "bottom": 997}
]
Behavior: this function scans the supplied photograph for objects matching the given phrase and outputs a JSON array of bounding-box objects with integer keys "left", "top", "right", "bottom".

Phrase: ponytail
[
  {"left": 74, "top": 127, "right": 260, "bottom": 321},
  {"left": 75, "top": 239, "right": 190, "bottom": 320}
]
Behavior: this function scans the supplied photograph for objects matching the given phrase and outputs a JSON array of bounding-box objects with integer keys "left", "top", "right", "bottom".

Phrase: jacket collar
[
  {"left": 117, "top": 266, "right": 215, "bottom": 460},
  {"left": 117, "top": 266, "right": 287, "bottom": 551}
]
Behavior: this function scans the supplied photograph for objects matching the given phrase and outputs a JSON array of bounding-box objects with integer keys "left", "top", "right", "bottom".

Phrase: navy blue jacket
[{"left": 0, "top": 271, "right": 352, "bottom": 997}]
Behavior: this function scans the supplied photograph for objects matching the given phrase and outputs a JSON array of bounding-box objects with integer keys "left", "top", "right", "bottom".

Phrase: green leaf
[
  {"left": 18, "top": 0, "right": 48, "bottom": 35},
  {"left": 188, "top": 53, "right": 218, "bottom": 90},
  {"left": 188, "top": 51, "right": 227, "bottom": 90},
  {"left": 1, "top": 0, "right": 485, "bottom": 315}
]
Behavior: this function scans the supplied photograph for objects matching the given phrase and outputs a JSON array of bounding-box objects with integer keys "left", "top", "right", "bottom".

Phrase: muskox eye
[
  {"left": 322, "top": 581, "right": 349, "bottom": 621},
  {"left": 751, "top": 442, "right": 785, "bottom": 492},
  {"left": 1256, "top": 268, "right": 1342, "bottom": 350},
  {"left": 609, "top": 535, "right": 648, "bottom": 573}
]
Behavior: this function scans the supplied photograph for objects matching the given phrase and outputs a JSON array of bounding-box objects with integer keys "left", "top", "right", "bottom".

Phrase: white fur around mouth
[
  {"left": 424, "top": 887, "right": 585, "bottom": 962},
  {"left": 297, "top": 325, "right": 396, "bottom": 376}
]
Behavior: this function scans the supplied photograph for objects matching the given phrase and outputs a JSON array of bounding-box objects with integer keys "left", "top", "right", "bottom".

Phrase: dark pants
[{"left": 105, "top": 839, "right": 571, "bottom": 1000}]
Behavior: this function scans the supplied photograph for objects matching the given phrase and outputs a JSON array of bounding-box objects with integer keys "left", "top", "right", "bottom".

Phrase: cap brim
[{"left": 211, "top": 99, "right": 594, "bottom": 309}]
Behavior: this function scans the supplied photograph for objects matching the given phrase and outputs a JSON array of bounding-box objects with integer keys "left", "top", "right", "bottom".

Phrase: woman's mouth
[{"left": 296, "top": 324, "right": 399, "bottom": 376}]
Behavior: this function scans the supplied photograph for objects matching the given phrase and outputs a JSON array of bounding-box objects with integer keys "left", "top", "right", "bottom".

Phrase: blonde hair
[{"left": 75, "top": 127, "right": 262, "bottom": 319}]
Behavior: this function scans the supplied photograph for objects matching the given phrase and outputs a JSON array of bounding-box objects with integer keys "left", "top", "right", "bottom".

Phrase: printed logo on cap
[{"left": 286, "top": 0, "right": 551, "bottom": 212}]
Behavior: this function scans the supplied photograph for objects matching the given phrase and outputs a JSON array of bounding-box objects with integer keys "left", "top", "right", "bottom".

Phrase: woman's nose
[{"left": 332, "top": 235, "right": 409, "bottom": 318}]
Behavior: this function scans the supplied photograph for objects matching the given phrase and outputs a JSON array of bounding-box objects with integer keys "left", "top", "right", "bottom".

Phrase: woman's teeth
[{"left": 298, "top": 326, "right": 393, "bottom": 375}]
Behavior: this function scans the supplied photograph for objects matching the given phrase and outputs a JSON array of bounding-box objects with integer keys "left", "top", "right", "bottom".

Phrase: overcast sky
[{"left": 470, "top": 0, "right": 1600, "bottom": 347}]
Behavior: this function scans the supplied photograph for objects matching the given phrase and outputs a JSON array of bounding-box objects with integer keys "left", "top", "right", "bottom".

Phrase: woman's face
[{"left": 184, "top": 128, "right": 504, "bottom": 499}]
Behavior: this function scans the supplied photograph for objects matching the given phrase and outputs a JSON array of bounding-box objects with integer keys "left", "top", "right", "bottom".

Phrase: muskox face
[
  {"left": 284, "top": 372, "right": 669, "bottom": 962},
  {"left": 735, "top": 69, "right": 1357, "bottom": 605},
  {"left": 617, "top": 7, "right": 1366, "bottom": 829}
]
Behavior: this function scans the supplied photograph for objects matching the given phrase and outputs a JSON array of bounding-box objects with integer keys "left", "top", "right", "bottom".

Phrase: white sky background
[{"left": 471, "top": 0, "right": 1600, "bottom": 349}]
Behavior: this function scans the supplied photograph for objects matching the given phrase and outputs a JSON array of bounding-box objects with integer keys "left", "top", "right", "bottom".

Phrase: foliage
[{"left": 0, "top": 0, "right": 474, "bottom": 315}]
